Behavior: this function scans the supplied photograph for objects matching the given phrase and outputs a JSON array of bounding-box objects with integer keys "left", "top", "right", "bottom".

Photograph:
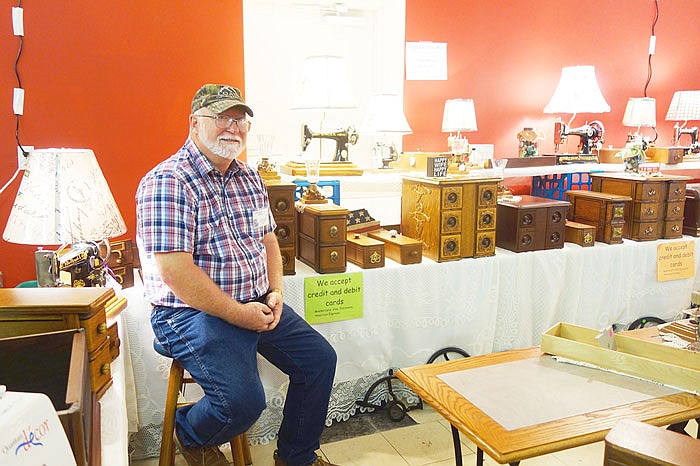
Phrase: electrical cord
[
  {"left": 15, "top": 0, "right": 27, "bottom": 155},
  {"left": 643, "top": 0, "right": 658, "bottom": 98}
]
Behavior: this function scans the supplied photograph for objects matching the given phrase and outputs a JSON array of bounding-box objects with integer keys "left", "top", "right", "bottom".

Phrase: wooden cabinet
[
  {"left": 0, "top": 287, "right": 126, "bottom": 466},
  {"left": 265, "top": 181, "right": 297, "bottom": 275},
  {"left": 296, "top": 202, "right": 349, "bottom": 274},
  {"left": 565, "top": 190, "right": 631, "bottom": 244},
  {"left": 400, "top": 176, "right": 499, "bottom": 261},
  {"left": 107, "top": 239, "right": 139, "bottom": 288},
  {"left": 496, "top": 195, "right": 570, "bottom": 252},
  {"left": 590, "top": 173, "right": 689, "bottom": 241}
]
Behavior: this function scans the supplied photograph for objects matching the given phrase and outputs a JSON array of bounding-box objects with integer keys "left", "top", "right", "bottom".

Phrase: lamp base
[{"left": 280, "top": 161, "right": 363, "bottom": 176}]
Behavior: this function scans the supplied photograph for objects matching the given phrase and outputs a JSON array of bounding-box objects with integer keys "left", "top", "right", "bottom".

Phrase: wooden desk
[{"left": 396, "top": 346, "right": 700, "bottom": 466}]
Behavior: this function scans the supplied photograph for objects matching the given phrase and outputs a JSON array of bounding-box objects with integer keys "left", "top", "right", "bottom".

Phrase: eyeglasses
[{"left": 197, "top": 114, "right": 251, "bottom": 131}]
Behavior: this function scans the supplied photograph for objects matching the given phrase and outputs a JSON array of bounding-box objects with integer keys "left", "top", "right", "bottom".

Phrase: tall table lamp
[
  {"left": 442, "top": 98, "right": 477, "bottom": 165},
  {"left": 665, "top": 90, "right": 700, "bottom": 154},
  {"left": 544, "top": 65, "right": 610, "bottom": 159},
  {"left": 3, "top": 148, "right": 127, "bottom": 287},
  {"left": 283, "top": 55, "right": 363, "bottom": 176},
  {"left": 359, "top": 94, "right": 412, "bottom": 168},
  {"left": 622, "top": 97, "right": 657, "bottom": 144}
]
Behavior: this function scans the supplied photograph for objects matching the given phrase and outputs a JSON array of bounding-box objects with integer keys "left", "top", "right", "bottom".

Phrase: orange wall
[
  {"left": 0, "top": 0, "right": 245, "bottom": 286},
  {"left": 2, "top": 1, "right": 700, "bottom": 286},
  {"left": 403, "top": 0, "right": 700, "bottom": 155}
]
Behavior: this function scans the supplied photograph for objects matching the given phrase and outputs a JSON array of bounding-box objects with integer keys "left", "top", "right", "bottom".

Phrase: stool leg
[
  {"left": 160, "top": 361, "right": 184, "bottom": 466},
  {"left": 230, "top": 435, "right": 245, "bottom": 466},
  {"left": 241, "top": 433, "right": 253, "bottom": 465}
]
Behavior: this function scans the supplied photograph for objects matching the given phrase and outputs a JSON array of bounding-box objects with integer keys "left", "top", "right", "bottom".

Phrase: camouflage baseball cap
[{"left": 191, "top": 84, "right": 254, "bottom": 116}]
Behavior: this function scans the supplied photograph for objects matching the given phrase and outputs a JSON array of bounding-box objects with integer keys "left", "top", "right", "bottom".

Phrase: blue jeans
[{"left": 151, "top": 300, "right": 337, "bottom": 466}]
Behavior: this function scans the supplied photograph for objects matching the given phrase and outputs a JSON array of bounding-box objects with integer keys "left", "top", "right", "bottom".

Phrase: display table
[{"left": 125, "top": 236, "right": 700, "bottom": 458}]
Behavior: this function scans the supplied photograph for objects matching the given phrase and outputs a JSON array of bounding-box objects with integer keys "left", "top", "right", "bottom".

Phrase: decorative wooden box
[
  {"left": 590, "top": 173, "right": 689, "bottom": 241},
  {"left": 683, "top": 183, "right": 700, "bottom": 237},
  {"left": 496, "top": 195, "right": 569, "bottom": 252},
  {"left": 565, "top": 190, "right": 630, "bottom": 244},
  {"left": 400, "top": 175, "right": 499, "bottom": 261},
  {"left": 296, "top": 202, "right": 348, "bottom": 274},
  {"left": 367, "top": 229, "right": 422, "bottom": 264},
  {"left": 564, "top": 220, "right": 596, "bottom": 247},
  {"left": 645, "top": 146, "right": 684, "bottom": 164},
  {"left": 346, "top": 233, "right": 385, "bottom": 269},
  {"left": 265, "top": 181, "right": 297, "bottom": 275}
]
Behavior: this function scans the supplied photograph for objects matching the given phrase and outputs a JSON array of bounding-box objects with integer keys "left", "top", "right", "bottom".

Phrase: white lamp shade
[
  {"left": 544, "top": 66, "right": 611, "bottom": 114},
  {"left": 442, "top": 98, "right": 477, "bottom": 132},
  {"left": 3, "top": 148, "right": 127, "bottom": 245},
  {"left": 622, "top": 97, "right": 656, "bottom": 127},
  {"left": 665, "top": 90, "right": 700, "bottom": 122},
  {"left": 292, "top": 55, "right": 357, "bottom": 109},
  {"left": 359, "top": 94, "right": 412, "bottom": 134}
]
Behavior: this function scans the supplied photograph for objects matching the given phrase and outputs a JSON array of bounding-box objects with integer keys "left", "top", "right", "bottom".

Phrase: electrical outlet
[{"left": 17, "top": 145, "right": 33, "bottom": 170}]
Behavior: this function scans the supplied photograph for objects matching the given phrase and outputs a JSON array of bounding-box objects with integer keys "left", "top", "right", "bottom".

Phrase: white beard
[{"left": 200, "top": 133, "right": 243, "bottom": 160}]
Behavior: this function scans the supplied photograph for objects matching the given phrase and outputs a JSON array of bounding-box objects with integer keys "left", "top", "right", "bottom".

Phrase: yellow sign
[
  {"left": 657, "top": 240, "right": 695, "bottom": 282},
  {"left": 304, "top": 272, "right": 363, "bottom": 324}
]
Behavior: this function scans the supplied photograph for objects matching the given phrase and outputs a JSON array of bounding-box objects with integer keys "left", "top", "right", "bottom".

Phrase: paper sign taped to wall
[
  {"left": 657, "top": 240, "right": 694, "bottom": 282},
  {"left": 405, "top": 42, "right": 447, "bottom": 80}
]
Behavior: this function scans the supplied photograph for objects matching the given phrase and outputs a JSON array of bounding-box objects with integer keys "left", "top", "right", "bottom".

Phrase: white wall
[{"left": 243, "top": 0, "right": 406, "bottom": 169}]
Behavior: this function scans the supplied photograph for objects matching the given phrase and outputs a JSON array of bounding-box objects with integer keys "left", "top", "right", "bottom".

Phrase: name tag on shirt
[{"left": 253, "top": 208, "right": 269, "bottom": 229}]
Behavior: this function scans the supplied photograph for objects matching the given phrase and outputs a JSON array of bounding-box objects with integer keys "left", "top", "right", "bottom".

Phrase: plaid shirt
[{"left": 136, "top": 138, "right": 276, "bottom": 307}]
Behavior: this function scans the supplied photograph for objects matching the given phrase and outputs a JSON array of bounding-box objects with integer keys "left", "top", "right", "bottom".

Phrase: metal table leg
[{"left": 451, "top": 425, "right": 463, "bottom": 466}]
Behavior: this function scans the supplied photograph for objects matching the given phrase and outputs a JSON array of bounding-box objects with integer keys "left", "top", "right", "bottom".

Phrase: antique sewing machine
[
  {"left": 34, "top": 241, "right": 108, "bottom": 287},
  {"left": 672, "top": 123, "right": 700, "bottom": 155},
  {"left": 301, "top": 124, "right": 358, "bottom": 162},
  {"left": 553, "top": 120, "right": 605, "bottom": 163}
]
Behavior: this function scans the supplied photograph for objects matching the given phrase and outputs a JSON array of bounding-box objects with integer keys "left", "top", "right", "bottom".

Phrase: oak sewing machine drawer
[
  {"left": 565, "top": 190, "right": 631, "bottom": 244},
  {"left": 367, "top": 229, "right": 422, "bottom": 264},
  {"left": 645, "top": 146, "right": 685, "bottom": 164},
  {"left": 296, "top": 202, "right": 348, "bottom": 274},
  {"left": 590, "top": 173, "right": 689, "bottom": 241},
  {"left": 496, "top": 195, "right": 569, "bottom": 252},
  {"left": 346, "top": 233, "right": 385, "bottom": 269},
  {"left": 265, "top": 181, "right": 298, "bottom": 275},
  {"left": 400, "top": 175, "right": 498, "bottom": 261},
  {"left": 683, "top": 183, "right": 700, "bottom": 236},
  {"left": 564, "top": 220, "right": 596, "bottom": 247},
  {"left": 107, "top": 239, "right": 139, "bottom": 288}
]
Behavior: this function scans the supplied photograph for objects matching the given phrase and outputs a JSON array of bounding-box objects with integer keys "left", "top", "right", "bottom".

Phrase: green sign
[{"left": 304, "top": 272, "right": 363, "bottom": 324}]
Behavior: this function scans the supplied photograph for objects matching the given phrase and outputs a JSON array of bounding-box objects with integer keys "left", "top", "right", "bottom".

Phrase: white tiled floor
[{"left": 131, "top": 408, "right": 698, "bottom": 466}]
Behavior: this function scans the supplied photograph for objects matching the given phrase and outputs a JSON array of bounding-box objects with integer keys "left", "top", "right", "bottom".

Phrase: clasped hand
[{"left": 232, "top": 292, "right": 283, "bottom": 332}]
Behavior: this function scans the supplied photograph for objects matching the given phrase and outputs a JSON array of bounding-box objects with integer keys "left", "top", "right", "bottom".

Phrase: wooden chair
[
  {"left": 156, "top": 344, "right": 253, "bottom": 466},
  {"left": 604, "top": 418, "right": 700, "bottom": 465}
]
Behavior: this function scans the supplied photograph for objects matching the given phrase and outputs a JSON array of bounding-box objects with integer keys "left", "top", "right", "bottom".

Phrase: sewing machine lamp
[{"left": 665, "top": 90, "right": 700, "bottom": 152}]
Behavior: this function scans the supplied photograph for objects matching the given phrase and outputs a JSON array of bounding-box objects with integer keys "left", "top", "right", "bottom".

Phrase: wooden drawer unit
[
  {"left": 265, "top": 181, "right": 297, "bottom": 275},
  {"left": 367, "top": 229, "right": 422, "bottom": 264},
  {"left": 0, "top": 287, "right": 125, "bottom": 398},
  {"left": 565, "top": 190, "right": 631, "bottom": 244},
  {"left": 346, "top": 233, "right": 385, "bottom": 269},
  {"left": 296, "top": 202, "right": 348, "bottom": 274},
  {"left": 590, "top": 173, "right": 689, "bottom": 241},
  {"left": 400, "top": 175, "right": 499, "bottom": 261},
  {"left": 496, "top": 195, "right": 569, "bottom": 252},
  {"left": 108, "top": 239, "right": 139, "bottom": 288},
  {"left": 683, "top": 183, "right": 700, "bottom": 236},
  {"left": 645, "top": 146, "right": 685, "bottom": 164}
]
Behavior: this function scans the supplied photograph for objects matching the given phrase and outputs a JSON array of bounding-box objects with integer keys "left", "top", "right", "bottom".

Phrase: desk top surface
[{"left": 396, "top": 344, "right": 700, "bottom": 464}]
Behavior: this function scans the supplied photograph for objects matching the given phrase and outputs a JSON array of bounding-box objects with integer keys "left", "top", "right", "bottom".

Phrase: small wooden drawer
[
  {"left": 627, "top": 221, "right": 659, "bottom": 241},
  {"left": 368, "top": 229, "right": 422, "bottom": 264},
  {"left": 477, "top": 208, "right": 496, "bottom": 230},
  {"left": 108, "top": 239, "right": 136, "bottom": 266},
  {"left": 107, "top": 320, "right": 120, "bottom": 361},
  {"left": 280, "top": 246, "right": 296, "bottom": 275},
  {"left": 645, "top": 146, "right": 684, "bottom": 164},
  {"left": 274, "top": 219, "right": 296, "bottom": 244},
  {"left": 662, "top": 219, "right": 684, "bottom": 239},
  {"left": 346, "top": 233, "right": 385, "bottom": 269},
  {"left": 565, "top": 220, "right": 596, "bottom": 247},
  {"left": 664, "top": 200, "right": 685, "bottom": 219},
  {"left": 441, "top": 211, "right": 461, "bottom": 233},
  {"left": 628, "top": 201, "right": 659, "bottom": 221},
  {"left": 266, "top": 182, "right": 296, "bottom": 217},
  {"left": 298, "top": 235, "right": 346, "bottom": 274},
  {"left": 89, "top": 339, "right": 113, "bottom": 395},
  {"left": 441, "top": 186, "right": 462, "bottom": 209},
  {"left": 477, "top": 184, "right": 497, "bottom": 207},
  {"left": 110, "top": 264, "right": 134, "bottom": 289},
  {"left": 80, "top": 309, "right": 108, "bottom": 354},
  {"left": 666, "top": 181, "right": 687, "bottom": 201},
  {"left": 474, "top": 231, "right": 496, "bottom": 257}
]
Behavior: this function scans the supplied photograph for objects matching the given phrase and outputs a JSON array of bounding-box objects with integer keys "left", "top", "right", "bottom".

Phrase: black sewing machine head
[
  {"left": 553, "top": 120, "right": 605, "bottom": 155},
  {"left": 672, "top": 123, "right": 700, "bottom": 154},
  {"left": 301, "top": 124, "right": 359, "bottom": 162}
]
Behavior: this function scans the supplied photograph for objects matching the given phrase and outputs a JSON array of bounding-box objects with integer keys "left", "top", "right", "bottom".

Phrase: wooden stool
[{"left": 159, "top": 357, "right": 253, "bottom": 466}]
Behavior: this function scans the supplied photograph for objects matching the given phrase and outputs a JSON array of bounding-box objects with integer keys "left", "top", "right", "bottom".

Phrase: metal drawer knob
[
  {"left": 330, "top": 251, "right": 339, "bottom": 263},
  {"left": 647, "top": 188, "right": 656, "bottom": 196},
  {"left": 97, "top": 323, "right": 107, "bottom": 334},
  {"left": 446, "top": 216, "right": 458, "bottom": 228},
  {"left": 645, "top": 226, "right": 654, "bottom": 235},
  {"left": 672, "top": 225, "right": 680, "bottom": 232},
  {"left": 482, "top": 190, "right": 493, "bottom": 201},
  {"left": 674, "top": 187, "right": 683, "bottom": 196},
  {"left": 277, "top": 226, "right": 289, "bottom": 239},
  {"left": 550, "top": 232, "right": 561, "bottom": 243},
  {"left": 521, "top": 234, "right": 532, "bottom": 246},
  {"left": 100, "top": 363, "right": 110, "bottom": 375},
  {"left": 673, "top": 206, "right": 681, "bottom": 215},
  {"left": 276, "top": 200, "right": 289, "bottom": 212},
  {"left": 480, "top": 237, "right": 492, "bottom": 249},
  {"left": 329, "top": 225, "right": 339, "bottom": 238},
  {"left": 551, "top": 211, "right": 562, "bottom": 223},
  {"left": 482, "top": 213, "right": 493, "bottom": 225},
  {"left": 445, "top": 240, "right": 457, "bottom": 253},
  {"left": 645, "top": 208, "right": 655, "bottom": 216},
  {"left": 522, "top": 214, "right": 533, "bottom": 225}
]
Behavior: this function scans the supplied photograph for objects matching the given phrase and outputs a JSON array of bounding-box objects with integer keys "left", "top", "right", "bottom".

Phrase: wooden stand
[{"left": 280, "top": 160, "right": 363, "bottom": 176}]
